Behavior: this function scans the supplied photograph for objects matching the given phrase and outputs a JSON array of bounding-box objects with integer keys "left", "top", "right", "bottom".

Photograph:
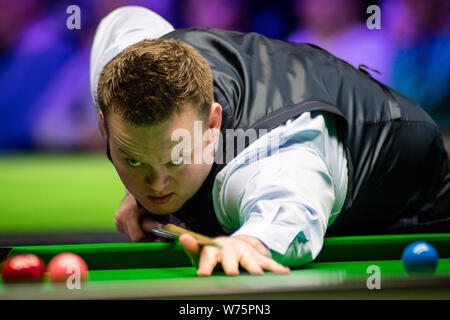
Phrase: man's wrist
[{"left": 232, "top": 235, "right": 270, "bottom": 256}]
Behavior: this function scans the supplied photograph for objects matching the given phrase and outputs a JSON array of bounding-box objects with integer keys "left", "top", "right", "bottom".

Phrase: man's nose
[{"left": 144, "top": 167, "right": 170, "bottom": 193}]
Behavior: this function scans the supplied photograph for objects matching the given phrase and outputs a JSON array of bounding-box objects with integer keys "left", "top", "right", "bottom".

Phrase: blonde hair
[{"left": 97, "top": 39, "right": 213, "bottom": 125}]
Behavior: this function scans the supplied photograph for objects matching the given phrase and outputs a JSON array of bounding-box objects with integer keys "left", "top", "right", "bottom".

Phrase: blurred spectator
[
  {"left": 29, "top": 28, "right": 103, "bottom": 151},
  {"left": 385, "top": 0, "right": 450, "bottom": 130},
  {"left": 248, "top": 0, "right": 294, "bottom": 39},
  {"left": 29, "top": 0, "right": 129, "bottom": 151},
  {"left": 0, "top": 1, "right": 77, "bottom": 150},
  {"left": 1, "top": 0, "right": 449, "bottom": 151},
  {"left": 32, "top": 0, "right": 177, "bottom": 151},
  {"left": 286, "top": 0, "right": 394, "bottom": 84},
  {"left": 0, "top": 0, "right": 43, "bottom": 56},
  {"left": 0, "top": 0, "right": 177, "bottom": 152},
  {"left": 180, "top": 0, "right": 247, "bottom": 31}
]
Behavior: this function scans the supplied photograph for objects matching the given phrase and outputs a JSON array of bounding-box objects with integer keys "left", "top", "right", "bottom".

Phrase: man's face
[{"left": 103, "top": 103, "right": 221, "bottom": 214}]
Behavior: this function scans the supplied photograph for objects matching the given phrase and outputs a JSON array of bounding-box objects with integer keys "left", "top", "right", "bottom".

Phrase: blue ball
[{"left": 402, "top": 241, "right": 439, "bottom": 276}]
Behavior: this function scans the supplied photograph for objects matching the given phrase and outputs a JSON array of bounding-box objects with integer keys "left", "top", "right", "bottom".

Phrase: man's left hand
[{"left": 179, "top": 234, "right": 290, "bottom": 276}]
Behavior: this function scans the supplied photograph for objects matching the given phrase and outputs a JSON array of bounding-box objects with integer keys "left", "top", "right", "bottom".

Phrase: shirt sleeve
[{"left": 228, "top": 145, "right": 336, "bottom": 267}]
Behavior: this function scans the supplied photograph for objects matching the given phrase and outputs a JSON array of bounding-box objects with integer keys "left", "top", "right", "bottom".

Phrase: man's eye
[
  {"left": 127, "top": 158, "right": 142, "bottom": 167},
  {"left": 170, "top": 156, "right": 184, "bottom": 166}
]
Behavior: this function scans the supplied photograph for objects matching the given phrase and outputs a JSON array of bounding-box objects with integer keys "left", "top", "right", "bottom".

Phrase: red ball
[
  {"left": 1, "top": 254, "right": 45, "bottom": 283},
  {"left": 47, "top": 253, "right": 88, "bottom": 283}
]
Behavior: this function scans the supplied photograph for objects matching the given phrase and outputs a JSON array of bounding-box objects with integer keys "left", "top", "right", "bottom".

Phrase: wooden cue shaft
[{"left": 163, "top": 224, "right": 222, "bottom": 248}]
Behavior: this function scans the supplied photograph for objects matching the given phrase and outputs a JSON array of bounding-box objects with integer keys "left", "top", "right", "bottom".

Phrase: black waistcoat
[{"left": 155, "top": 28, "right": 446, "bottom": 236}]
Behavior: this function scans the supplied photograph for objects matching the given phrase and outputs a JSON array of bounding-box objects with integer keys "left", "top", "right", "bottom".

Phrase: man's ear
[
  {"left": 99, "top": 110, "right": 108, "bottom": 140},
  {"left": 208, "top": 102, "right": 222, "bottom": 131}
]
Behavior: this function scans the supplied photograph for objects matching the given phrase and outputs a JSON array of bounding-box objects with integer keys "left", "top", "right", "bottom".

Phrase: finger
[
  {"left": 115, "top": 219, "right": 124, "bottom": 234},
  {"left": 256, "top": 256, "right": 290, "bottom": 274},
  {"left": 220, "top": 246, "right": 240, "bottom": 276},
  {"left": 114, "top": 211, "right": 127, "bottom": 234},
  {"left": 140, "top": 218, "right": 171, "bottom": 242},
  {"left": 240, "top": 255, "right": 264, "bottom": 275},
  {"left": 179, "top": 234, "right": 201, "bottom": 254},
  {"left": 140, "top": 218, "right": 163, "bottom": 232},
  {"left": 179, "top": 234, "right": 201, "bottom": 267},
  {"left": 197, "top": 246, "right": 219, "bottom": 277},
  {"left": 126, "top": 214, "right": 147, "bottom": 242}
]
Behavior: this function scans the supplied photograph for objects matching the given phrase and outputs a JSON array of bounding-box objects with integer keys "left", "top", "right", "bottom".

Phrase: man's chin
[
  {"left": 143, "top": 201, "right": 184, "bottom": 215},
  {"left": 145, "top": 208, "right": 176, "bottom": 215}
]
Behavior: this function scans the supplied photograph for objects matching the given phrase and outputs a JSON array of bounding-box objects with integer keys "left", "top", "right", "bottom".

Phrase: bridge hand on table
[{"left": 179, "top": 233, "right": 290, "bottom": 276}]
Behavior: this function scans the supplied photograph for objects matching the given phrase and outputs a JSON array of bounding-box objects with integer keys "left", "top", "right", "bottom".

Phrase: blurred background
[{"left": 0, "top": 0, "right": 449, "bottom": 244}]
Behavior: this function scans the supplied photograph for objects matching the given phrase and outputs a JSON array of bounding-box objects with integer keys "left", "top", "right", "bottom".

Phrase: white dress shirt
[{"left": 212, "top": 111, "right": 348, "bottom": 267}]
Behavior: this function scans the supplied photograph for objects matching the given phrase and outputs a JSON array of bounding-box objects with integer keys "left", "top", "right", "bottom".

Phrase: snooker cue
[{"left": 152, "top": 224, "right": 222, "bottom": 248}]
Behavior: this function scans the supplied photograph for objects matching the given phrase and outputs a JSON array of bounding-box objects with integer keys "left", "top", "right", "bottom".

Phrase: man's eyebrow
[
  {"left": 118, "top": 148, "right": 148, "bottom": 164},
  {"left": 117, "top": 147, "right": 134, "bottom": 157}
]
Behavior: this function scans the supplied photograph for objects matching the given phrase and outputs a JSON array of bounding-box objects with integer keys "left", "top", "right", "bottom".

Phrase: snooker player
[{"left": 90, "top": 6, "right": 450, "bottom": 276}]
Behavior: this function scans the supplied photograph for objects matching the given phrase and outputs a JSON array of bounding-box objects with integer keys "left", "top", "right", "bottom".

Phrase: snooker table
[{"left": 1, "top": 233, "right": 450, "bottom": 300}]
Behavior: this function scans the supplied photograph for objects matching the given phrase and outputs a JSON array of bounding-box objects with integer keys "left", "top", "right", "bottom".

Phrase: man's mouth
[{"left": 147, "top": 193, "right": 174, "bottom": 204}]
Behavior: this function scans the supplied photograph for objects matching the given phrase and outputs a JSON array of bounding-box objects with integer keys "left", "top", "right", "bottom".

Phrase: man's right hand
[{"left": 114, "top": 193, "right": 164, "bottom": 242}]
